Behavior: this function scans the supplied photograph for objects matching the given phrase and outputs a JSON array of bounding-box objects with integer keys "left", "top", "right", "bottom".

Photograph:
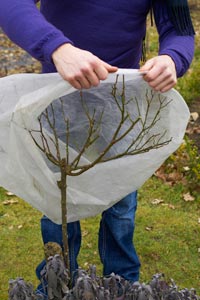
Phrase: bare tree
[{"left": 29, "top": 75, "right": 172, "bottom": 271}]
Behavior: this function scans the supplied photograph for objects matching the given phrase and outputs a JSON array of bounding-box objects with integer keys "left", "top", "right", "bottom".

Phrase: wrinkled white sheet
[{"left": 0, "top": 70, "right": 189, "bottom": 224}]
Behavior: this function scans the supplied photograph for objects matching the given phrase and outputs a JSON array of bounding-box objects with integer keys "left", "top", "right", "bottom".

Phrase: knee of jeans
[{"left": 105, "top": 191, "right": 138, "bottom": 217}]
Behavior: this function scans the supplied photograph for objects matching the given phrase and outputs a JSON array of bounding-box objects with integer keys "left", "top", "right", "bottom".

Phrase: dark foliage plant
[{"left": 8, "top": 244, "right": 200, "bottom": 300}]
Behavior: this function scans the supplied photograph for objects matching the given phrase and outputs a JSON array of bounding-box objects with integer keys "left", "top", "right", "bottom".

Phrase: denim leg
[
  {"left": 36, "top": 216, "right": 81, "bottom": 279},
  {"left": 98, "top": 191, "right": 140, "bottom": 282}
]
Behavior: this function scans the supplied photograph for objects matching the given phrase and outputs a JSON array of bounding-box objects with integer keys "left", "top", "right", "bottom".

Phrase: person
[{"left": 0, "top": 0, "right": 195, "bottom": 295}]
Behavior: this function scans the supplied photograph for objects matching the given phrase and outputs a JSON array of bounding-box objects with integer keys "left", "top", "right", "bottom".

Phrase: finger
[
  {"left": 149, "top": 75, "right": 176, "bottom": 92},
  {"left": 147, "top": 71, "right": 166, "bottom": 87},
  {"left": 160, "top": 84, "right": 174, "bottom": 92},
  {"left": 160, "top": 80, "right": 177, "bottom": 92},
  {"left": 94, "top": 64, "right": 109, "bottom": 80},
  {"left": 69, "top": 75, "right": 91, "bottom": 89},
  {"left": 140, "top": 59, "right": 154, "bottom": 73},
  {"left": 80, "top": 63, "right": 102, "bottom": 86},
  {"left": 60, "top": 71, "right": 82, "bottom": 89},
  {"left": 152, "top": 71, "right": 176, "bottom": 90},
  {"left": 78, "top": 76, "right": 92, "bottom": 89},
  {"left": 103, "top": 63, "right": 118, "bottom": 73},
  {"left": 144, "top": 66, "right": 164, "bottom": 83},
  {"left": 86, "top": 72, "right": 100, "bottom": 87},
  {"left": 144, "top": 63, "right": 171, "bottom": 84},
  {"left": 69, "top": 79, "right": 82, "bottom": 90}
]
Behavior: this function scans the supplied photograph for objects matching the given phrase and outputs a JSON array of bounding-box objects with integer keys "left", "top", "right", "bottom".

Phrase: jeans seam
[
  {"left": 101, "top": 215, "right": 106, "bottom": 266},
  {"left": 69, "top": 222, "right": 77, "bottom": 272}
]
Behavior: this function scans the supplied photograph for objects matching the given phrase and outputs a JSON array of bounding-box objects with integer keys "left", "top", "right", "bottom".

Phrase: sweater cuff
[
  {"left": 41, "top": 32, "right": 73, "bottom": 63},
  {"left": 159, "top": 49, "right": 186, "bottom": 78}
]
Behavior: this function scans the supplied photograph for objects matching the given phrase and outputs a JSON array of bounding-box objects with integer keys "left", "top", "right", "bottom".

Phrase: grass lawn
[{"left": 0, "top": 177, "right": 199, "bottom": 299}]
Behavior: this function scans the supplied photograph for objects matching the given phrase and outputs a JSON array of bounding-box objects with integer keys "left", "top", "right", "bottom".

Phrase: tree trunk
[{"left": 59, "top": 159, "right": 70, "bottom": 271}]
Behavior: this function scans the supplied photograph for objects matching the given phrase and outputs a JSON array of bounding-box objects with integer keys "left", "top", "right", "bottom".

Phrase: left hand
[{"left": 140, "top": 55, "right": 177, "bottom": 92}]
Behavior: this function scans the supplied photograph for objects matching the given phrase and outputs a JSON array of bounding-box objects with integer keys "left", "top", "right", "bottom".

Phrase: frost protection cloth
[{"left": 0, "top": 70, "right": 189, "bottom": 224}]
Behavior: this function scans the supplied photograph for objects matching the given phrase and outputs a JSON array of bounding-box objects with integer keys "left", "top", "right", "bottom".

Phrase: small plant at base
[{"left": 8, "top": 261, "right": 200, "bottom": 300}]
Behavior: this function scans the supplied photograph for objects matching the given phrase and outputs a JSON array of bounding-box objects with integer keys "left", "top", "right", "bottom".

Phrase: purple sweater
[{"left": 0, "top": 0, "right": 194, "bottom": 77}]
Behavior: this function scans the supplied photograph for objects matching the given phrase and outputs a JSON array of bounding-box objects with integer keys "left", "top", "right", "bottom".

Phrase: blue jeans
[{"left": 36, "top": 191, "right": 140, "bottom": 283}]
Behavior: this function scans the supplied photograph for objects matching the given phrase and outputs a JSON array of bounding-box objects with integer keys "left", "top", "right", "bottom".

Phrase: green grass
[
  {"left": 136, "top": 178, "right": 200, "bottom": 289},
  {"left": 0, "top": 188, "right": 43, "bottom": 298},
  {"left": 0, "top": 178, "right": 199, "bottom": 299}
]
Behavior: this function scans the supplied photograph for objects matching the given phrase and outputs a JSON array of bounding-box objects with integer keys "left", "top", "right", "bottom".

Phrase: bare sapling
[{"left": 29, "top": 75, "right": 172, "bottom": 272}]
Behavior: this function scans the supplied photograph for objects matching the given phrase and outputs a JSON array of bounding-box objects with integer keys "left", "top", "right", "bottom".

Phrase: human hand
[
  {"left": 140, "top": 55, "right": 177, "bottom": 92},
  {"left": 52, "top": 43, "right": 118, "bottom": 89}
]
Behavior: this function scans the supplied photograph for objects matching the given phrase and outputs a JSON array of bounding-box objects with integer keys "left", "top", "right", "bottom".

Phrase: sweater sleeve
[
  {"left": 0, "top": 0, "right": 73, "bottom": 63},
  {"left": 153, "top": 1, "right": 195, "bottom": 77}
]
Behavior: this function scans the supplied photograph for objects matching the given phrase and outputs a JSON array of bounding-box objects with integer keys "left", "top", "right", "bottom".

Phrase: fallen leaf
[
  {"left": 3, "top": 213, "right": 9, "bottom": 217},
  {"left": 145, "top": 226, "right": 153, "bottom": 231},
  {"left": 186, "top": 125, "right": 200, "bottom": 135},
  {"left": 18, "top": 225, "right": 23, "bottom": 229},
  {"left": 161, "top": 203, "right": 176, "bottom": 209},
  {"left": 154, "top": 168, "right": 167, "bottom": 182},
  {"left": 151, "top": 199, "right": 164, "bottom": 205},
  {"left": 168, "top": 204, "right": 176, "bottom": 210},
  {"left": 193, "top": 126, "right": 200, "bottom": 134},
  {"left": 167, "top": 172, "right": 183, "bottom": 182},
  {"left": 190, "top": 112, "right": 199, "bottom": 122},
  {"left": 6, "top": 191, "right": 15, "bottom": 196},
  {"left": 183, "top": 193, "right": 195, "bottom": 202},
  {"left": 82, "top": 230, "right": 88, "bottom": 237},
  {"left": 183, "top": 166, "right": 190, "bottom": 171},
  {"left": 3, "top": 199, "right": 19, "bottom": 205}
]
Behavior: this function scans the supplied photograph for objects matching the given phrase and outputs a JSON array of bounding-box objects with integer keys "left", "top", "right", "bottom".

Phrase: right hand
[{"left": 52, "top": 43, "right": 118, "bottom": 89}]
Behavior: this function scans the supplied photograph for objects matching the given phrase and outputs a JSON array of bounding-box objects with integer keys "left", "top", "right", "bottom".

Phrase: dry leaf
[
  {"left": 183, "top": 166, "right": 190, "bottom": 171},
  {"left": 2, "top": 213, "right": 9, "bottom": 217},
  {"left": 168, "top": 204, "right": 176, "bottom": 210},
  {"left": 193, "top": 126, "right": 200, "bottom": 134},
  {"left": 183, "top": 193, "right": 195, "bottom": 202},
  {"left": 154, "top": 168, "right": 167, "bottom": 182},
  {"left": 82, "top": 230, "right": 88, "bottom": 237},
  {"left": 186, "top": 124, "right": 200, "bottom": 135},
  {"left": 18, "top": 225, "right": 23, "bottom": 229},
  {"left": 151, "top": 199, "right": 164, "bottom": 205},
  {"left": 167, "top": 172, "right": 183, "bottom": 182},
  {"left": 6, "top": 191, "right": 15, "bottom": 196},
  {"left": 190, "top": 112, "right": 199, "bottom": 122},
  {"left": 161, "top": 203, "right": 176, "bottom": 209},
  {"left": 3, "top": 199, "right": 19, "bottom": 205},
  {"left": 145, "top": 226, "right": 153, "bottom": 231}
]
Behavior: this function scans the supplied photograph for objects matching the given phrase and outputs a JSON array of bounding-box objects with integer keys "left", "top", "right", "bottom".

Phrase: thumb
[
  {"left": 140, "top": 58, "right": 155, "bottom": 72},
  {"left": 102, "top": 61, "right": 118, "bottom": 73}
]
